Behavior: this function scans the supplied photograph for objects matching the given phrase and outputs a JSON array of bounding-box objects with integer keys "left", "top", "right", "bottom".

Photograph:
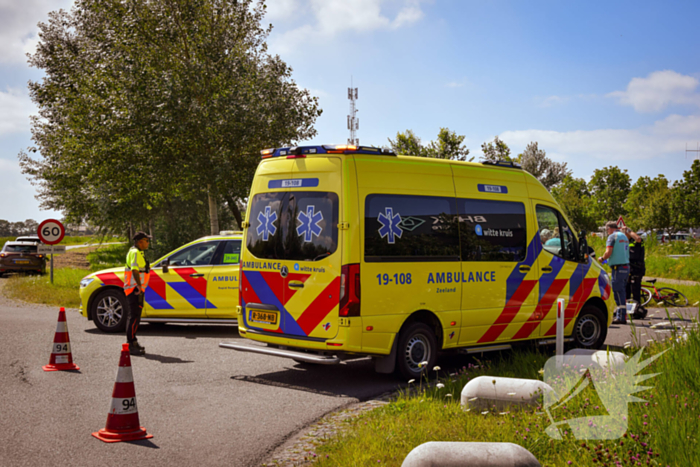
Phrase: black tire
[
  {"left": 396, "top": 322, "right": 438, "bottom": 380},
  {"left": 91, "top": 289, "right": 127, "bottom": 333},
  {"left": 658, "top": 288, "right": 689, "bottom": 307},
  {"left": 572, "top": 305, "right": 607, "bottom": 350},
  {"left": 640, "top": 287, "right": 652, "bottom": 306}
]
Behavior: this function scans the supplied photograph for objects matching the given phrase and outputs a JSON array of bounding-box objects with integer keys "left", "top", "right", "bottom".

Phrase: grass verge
[
  {"left": 2, "top": 268, "right": 86, "bottom": 308},
  {"left": 311, "top": 332, "right": 700, "bottom": 466}
]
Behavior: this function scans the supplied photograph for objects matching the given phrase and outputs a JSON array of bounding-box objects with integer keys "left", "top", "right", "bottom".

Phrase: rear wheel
[
  {"left": 396, "top": 322, "right": 438, "bottom": 380},
  {"left": 92, "top": 289, "right": 127, "bottom": 333},
  {"left": 572, "top": 305, "right": 607, "bottom": 350},
  {"left": 640, "top": 287, "right": 652, "bottom": 306},
  {"left": 658, "top": 288, "right": 689, "bottom": 307}
]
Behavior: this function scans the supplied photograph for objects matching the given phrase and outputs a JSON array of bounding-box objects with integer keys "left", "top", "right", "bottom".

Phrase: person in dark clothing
[{"left": 623, "top": 227, "right": 647, "bottom": 319}]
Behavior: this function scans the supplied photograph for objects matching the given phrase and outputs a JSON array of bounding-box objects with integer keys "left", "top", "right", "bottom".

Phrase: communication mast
[
  {"left": 347, "top": 79, "right": 359, "bottom": 145},
  {"left": 686, "top": 142, "right": 700, "bottom": 161}
]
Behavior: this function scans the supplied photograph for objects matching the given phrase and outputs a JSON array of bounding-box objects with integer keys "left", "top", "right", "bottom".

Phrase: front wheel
[
  {"left": 396, "top": 322, "right": 438, "bottom": 380},
  {"left": 658, "top": 288, "right": 689, "bottom": 307},
  {"left": 572, "top": 305, "right": 607, "bottom": 350},
  {"left": 91, "top": 289, "right": 127, "bottom": 333}
]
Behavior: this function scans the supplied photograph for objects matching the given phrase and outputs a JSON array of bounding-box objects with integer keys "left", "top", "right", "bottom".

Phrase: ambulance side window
[
  {"left": 364, "top": 194, "right": 460, "bottom": 262},
  {"left": 457, "top": 199, "right": 527, "bottom": 262},
  {"left": 536, "top": 205, "right": 579, "bottom": 262}
]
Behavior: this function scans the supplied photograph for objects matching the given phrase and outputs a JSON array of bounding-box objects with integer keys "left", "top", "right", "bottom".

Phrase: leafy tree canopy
[
  {"left": 480, "top": 136, "right": 513, "bottom": 162},
  {"left": 19, "top": 0, "right": 321, "bottom": 248},
  {"left": 515, "top": 142, "right": 571, "bottom": 190},
  {"left": 551, "top": 175, "right": 598, "bottom": 233},
  {"left": 588, "top": 166, "right": 631, "bottom": 226},
  {"left": 388, "top": 128, "right": 471, "bottom": 161}
]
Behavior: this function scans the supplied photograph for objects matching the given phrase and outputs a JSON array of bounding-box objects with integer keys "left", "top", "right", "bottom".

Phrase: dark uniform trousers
[{"left": 126, "top": 291, "right": 144, "bottom": 343}]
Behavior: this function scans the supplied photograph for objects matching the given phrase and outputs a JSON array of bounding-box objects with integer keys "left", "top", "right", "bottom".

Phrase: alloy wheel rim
[{"left": 96, "top": 296, "right": 123, "bottom": 328}]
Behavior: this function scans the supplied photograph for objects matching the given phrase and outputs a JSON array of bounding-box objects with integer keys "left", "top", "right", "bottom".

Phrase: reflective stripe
[
  {"left": 55, "top": 320, "right": 67, "bottom": 333},
  {"left": 109, "top": 397, "right": 138, "bottom": 415},
  {"left": 115, "top": 365, "right": 134, "bottom": 383}
]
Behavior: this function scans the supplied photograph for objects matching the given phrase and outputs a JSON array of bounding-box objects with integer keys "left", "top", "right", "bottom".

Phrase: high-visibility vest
[{"left": 124, "top": 247, "right": 150, "bottom": 296}]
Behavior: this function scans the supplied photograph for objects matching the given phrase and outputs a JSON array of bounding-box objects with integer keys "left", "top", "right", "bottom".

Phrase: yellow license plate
[
  {"left": 15, "top": 260, "right": 30, "bottom": 264},
  {"left": 249, "top": 310, "right": 277, "bottom": 325}
]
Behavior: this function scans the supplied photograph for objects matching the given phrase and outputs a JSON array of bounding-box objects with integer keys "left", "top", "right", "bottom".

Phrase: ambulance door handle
[
  {"left": 541, "top": 266, "right": 553, "bottom": 273},
  {"left": 288, "top": 281, "right": 304, "bottom": 289},
  {"left": 190, "top": 273, "right": 205, "bottom": 278},
  {"left": 519, "top": 265, "right": 531, "bottom": 273}
]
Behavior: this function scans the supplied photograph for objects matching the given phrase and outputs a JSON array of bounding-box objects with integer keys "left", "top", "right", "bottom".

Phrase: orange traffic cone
[
  {"left": 92, "top": 343, "right": 153, "bottom": 443},
  {"left": 43, "top": 307, "right": 80, "bottom": 371}
]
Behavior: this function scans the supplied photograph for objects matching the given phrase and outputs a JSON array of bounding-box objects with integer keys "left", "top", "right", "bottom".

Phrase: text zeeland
[{"left": 427, "top": 271, "right": 496, "bottom": 284}]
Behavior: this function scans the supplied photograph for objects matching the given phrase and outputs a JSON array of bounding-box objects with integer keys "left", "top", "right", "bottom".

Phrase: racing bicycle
[{"left": 639, "top": 279, "right": 689, "bottom": 307}]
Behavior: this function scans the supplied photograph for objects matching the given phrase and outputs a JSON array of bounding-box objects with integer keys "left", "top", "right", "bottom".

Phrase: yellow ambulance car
[
  {"left": 79, "top": 232, "right": 242, "bottom": 332},
  {"left": 221, "top": 146, "right": 614, "bottom": 379}
]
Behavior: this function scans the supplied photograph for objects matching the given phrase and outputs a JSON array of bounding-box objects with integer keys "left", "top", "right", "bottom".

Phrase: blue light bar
[{"left": 260, "top": 145, "right": 396, "bottom": 158}]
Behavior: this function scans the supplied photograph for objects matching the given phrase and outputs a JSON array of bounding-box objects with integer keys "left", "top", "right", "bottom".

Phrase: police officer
[
  {"left": 600, "top": 221, "right": 629, "bottom": 324},
  {"left": 623, "top": 227, "right": 647, "bottom": 319},
  {"left": 124, "top": 231, "right": 151, "bottom": 355}
]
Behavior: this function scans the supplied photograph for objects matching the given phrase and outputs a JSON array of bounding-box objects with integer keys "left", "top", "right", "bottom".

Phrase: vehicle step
[
  {"left": 142, "top": 318, "right": 238, "bottom": 325},
  {"left": 219, "top": 342, "right": 340, "bottom": 365}
]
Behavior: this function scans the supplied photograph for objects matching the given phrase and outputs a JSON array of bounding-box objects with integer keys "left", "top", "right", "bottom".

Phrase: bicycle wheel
[
  {"left": 657, "top": 287, "right": 689, "bottom": 307},
  {"left": 640, "top": 287, "right": 652, "bottom": 307}
]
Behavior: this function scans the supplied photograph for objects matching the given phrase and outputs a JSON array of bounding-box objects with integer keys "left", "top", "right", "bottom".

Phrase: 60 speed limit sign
[{"left": 37, "top": 219, "right": 65, "bottom": 245}]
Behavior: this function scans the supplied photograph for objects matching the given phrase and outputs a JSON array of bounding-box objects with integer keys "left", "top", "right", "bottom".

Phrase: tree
[
  {"left": 480, "top": 136, "right": 513, "bottom": 162},
  {"left": 20, "top": 0, "right": 320, "bottom": 247},
  {"left": 624, "top": 175, "right": 676, "bottom": 231},
  {"left": 673, "top": 159, "right": 700, "bottom": 229},
  {"left": 551, "top": 176, "right": 598, "bottom": 233},
  {"left": 388, "top": 128, "right": 471, "bottom": 161},
  {"left": 588, "top": 166, "right": 631, "bottom": 226},
  {"left": 516, "top": 142, "right": 570, "bottom": 190}
]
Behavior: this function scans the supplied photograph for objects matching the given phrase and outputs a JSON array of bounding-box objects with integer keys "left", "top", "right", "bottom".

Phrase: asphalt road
[{"left": 0, "top": 281, "right": 696, "bottom": 467}]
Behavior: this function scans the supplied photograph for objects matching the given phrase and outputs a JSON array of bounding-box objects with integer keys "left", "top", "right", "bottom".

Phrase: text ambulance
[{"left": 221, "top": 145, "right": 614, "bottom": 379}]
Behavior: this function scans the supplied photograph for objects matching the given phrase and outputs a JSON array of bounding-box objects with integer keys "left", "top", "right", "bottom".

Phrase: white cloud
[
  {"left": 0, "top": 157, "right": 61, "bottom": 222},
  {"left": 539, "top": 95, "right": 570, "bottom": 107},
  {"left": 0, "top": 88, "right": 36, "bottom": 135},
  {"left": 0, "top": 0, "right": 73, "bottom": 64},
  {"left": 268, "top": 0, "right": 425, "bottom": 54},
  {"left": 499, "top": 114, "right": 700, "bottom": 162},
  {"left": 607, "top": 70, "right": 700, "bottom": 113}
]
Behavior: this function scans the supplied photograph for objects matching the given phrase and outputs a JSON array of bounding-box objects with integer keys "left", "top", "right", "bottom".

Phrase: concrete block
[
  {"left": 564, "top": 348, "right": 627, "bottom": 369},
  {"left": 401, "top": 441, "right": 541, "bottom": 467},
  {"left": 460, "top": 376, "right": 553, "bottom": 411}
]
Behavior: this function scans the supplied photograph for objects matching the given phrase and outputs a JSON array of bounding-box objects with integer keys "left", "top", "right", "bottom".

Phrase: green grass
[
  {"left": 86, "top": 243, "right": 130, "bottom": 271},
  {"left": 311, "top": 333, "right": 700, "bottom": 467},
  {"left": 2, "top": 268, "right": 87, "bottom": 308}
]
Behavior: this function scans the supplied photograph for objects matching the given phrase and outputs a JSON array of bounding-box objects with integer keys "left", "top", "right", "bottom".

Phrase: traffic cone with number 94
[
  {"left": 92, "top": 343, "right": 153, "bottom": 443},
  {"left": 43, "top": 307, "right": 79, "bottom": 371}
]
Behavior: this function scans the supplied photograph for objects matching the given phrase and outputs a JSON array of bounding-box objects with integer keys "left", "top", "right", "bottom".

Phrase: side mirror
[{"left": 162, "top": 258, "right": 170, "bottom": 273}]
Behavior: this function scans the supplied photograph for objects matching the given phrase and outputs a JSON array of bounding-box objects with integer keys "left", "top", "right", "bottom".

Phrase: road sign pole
[{"left": 50, "top": 246, "right": 54, "bottom": 284}]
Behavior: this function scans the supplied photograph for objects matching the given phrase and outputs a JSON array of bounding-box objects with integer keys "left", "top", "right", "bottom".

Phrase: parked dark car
[{"left": 0, "top": 242, "right": 47, "bottom": 276}]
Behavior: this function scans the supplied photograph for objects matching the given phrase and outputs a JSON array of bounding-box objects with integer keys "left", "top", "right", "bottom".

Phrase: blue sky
[{"left": 1, "top": 0, "right": 700, "bottom": 222}]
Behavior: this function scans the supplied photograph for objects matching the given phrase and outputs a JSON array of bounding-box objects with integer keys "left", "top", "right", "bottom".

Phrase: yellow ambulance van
[{"left": 220, "top": 145, "right": 614, "bottom": 378}]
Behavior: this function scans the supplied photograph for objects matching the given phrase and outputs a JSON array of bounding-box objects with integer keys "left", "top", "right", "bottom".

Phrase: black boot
[{"left": 129, "top": 341, "right": 146, "bottom": 356}]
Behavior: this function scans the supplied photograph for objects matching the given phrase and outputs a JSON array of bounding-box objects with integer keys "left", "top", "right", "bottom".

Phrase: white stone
[
  {"left": 460, "top": 376, "right": 553, "bottom": 411},
  {"left": 564, "top": 348, "right": 627, "bottom": 369},
  {"left": 401, "top": 441, "right": 541, "bottom": 467}
]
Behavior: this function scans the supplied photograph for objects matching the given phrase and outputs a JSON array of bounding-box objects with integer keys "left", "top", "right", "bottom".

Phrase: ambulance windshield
[{"left": 246, "top": 191, "right": 338, "bottom": 261}]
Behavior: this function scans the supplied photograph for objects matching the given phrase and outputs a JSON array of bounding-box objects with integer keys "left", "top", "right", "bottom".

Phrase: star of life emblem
[
  {"left": 257, "top": 206, "right": 278, "bottom": 241},
  {"left": 297, "top": 205, "right": 323, "bottom": 242},
  {"left": 378, "top": 207, "right": 403, "bottom": 244}
]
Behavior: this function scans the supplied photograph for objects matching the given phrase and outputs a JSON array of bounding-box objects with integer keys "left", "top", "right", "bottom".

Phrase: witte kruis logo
[{"left": 543, "top": 349, "right": 665, "bottom": 440}]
